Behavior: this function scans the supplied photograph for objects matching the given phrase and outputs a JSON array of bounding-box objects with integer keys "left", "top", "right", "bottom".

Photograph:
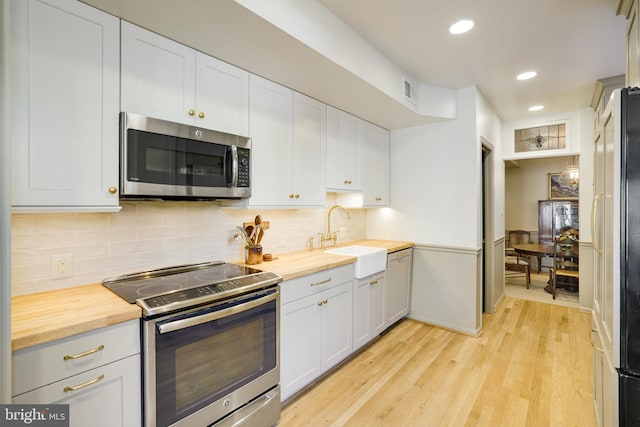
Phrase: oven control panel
[{"left": 138, "top": 271, "right": 281, "bottom": 316}]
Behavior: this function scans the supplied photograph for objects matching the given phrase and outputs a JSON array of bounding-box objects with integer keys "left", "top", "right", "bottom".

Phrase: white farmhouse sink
[{"left": 325, "top": 245, "right": 387, "bottom": 278}]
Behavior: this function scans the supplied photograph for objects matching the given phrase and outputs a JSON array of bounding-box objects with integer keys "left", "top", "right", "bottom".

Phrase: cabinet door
[
  {"left": 326, "top": 106, "right": 362, "bottom": 191},
  {"left": 538, "top": 200, "right": 553, "bottom": 245},
  {"left": 121, "top": 21, "right": 196, "bottom": 125},
  {"left": 291, "top": 92, "right": 326, "bottom": 206},
  {"left": 9, "top": 0, "right": 120, "bottom": 209},
  {"left": 352, "top": 277, "right": 372, "bottom": 350},
  {"left": 248, "top": 75, "right": 292, "bottom": 206},
  {"left": 593, "top": 324, "right": 604, "bottom": 427},
  {"left": 598, "top": 100, "right": 616, "bottom": 357},
  {"left": 280, "top": 295, "right": 321, "bottom": 401},
  {"left": 593, "top": 129, "right": 605, "bottom": 342},
  {"left": 195, "top": 52, "right": 249, "bottom": 136},
  {"left": 13, "top": 354, "right": 141, "bottom": 427},
  {"left": 385, "top": 249, "right": 412, "bottom": 327},
  {"left": 370, "top": 273, "right": 386, "bottom": 337},
  {"left": 362, "top": 122, "right": 390, "bottom": 206},
  {"left": 319, "top": 282, "right": 353, "bottom": 371}
]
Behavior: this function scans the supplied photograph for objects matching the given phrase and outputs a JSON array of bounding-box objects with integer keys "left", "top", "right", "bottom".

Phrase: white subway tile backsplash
[{"left": 11, "top": 202, "right": 368, "bottom": 295}]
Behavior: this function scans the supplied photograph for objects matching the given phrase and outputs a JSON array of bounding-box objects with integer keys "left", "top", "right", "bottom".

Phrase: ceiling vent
[{"left": 402, "top": 75, "right": 418, "bottom": 105}]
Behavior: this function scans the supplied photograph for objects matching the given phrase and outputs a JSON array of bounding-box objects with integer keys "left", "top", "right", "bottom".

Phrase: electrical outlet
[
  {"left": 51, "top": 253, "right": 73, "bottom": 279},
  {"left": 339, "top": 226, "right": 347, "bottom": 237}
]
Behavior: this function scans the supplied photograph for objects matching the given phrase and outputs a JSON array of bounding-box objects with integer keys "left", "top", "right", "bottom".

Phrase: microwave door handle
[
  {"left": 157, "top": 292, "right": 277, "bottom": 334},
  {"left": 228, "top": 145, "right": 238, "bottom": 188}
]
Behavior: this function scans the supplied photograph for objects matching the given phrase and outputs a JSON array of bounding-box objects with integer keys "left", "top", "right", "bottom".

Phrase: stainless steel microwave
[{"left": 120, "top": 113, "right": 251, "bottom": 200}]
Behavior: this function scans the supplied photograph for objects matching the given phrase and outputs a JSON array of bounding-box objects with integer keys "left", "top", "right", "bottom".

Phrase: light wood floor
[{"left": 280, "top": 296, "right": 596, "bottom": 426}]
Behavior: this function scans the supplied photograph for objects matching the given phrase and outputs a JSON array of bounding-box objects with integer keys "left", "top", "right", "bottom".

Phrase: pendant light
[{"left": 565, "top": 155, "right": 580, "bottom": 185}]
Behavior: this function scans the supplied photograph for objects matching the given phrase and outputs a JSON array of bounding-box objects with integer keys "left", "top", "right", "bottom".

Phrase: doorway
[
  {"left": 503, "top": 156, "right": 580, "bottom": 307},
  {"left": 481, "top": 141, "right": 497, "bottom": 313}
]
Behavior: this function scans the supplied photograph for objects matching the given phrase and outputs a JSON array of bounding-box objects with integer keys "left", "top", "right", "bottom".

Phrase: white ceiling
[
  {"left": 318, "top": 0, "right": 627, "bottom": 121},
  {"left": 82, "top": 0, "right": 627, "bottom": 128}
]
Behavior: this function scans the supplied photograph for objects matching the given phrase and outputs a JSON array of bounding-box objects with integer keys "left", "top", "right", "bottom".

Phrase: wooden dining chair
[
  {"left": 505, "top": 230, "right": 531, "bottom": 288},
  {"left": 551, "top": 233, "right": 579, "bottom": 299}
]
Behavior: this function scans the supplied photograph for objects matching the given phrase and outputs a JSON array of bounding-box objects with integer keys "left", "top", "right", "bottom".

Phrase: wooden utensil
[
  {"left": 244, "top": 225, "right": 254, "bottom": 245},
  {"left": 252, "top": 215, "right": 261, "bottom": 245}
]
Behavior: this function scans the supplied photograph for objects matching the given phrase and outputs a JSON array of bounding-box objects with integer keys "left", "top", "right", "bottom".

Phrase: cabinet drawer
[
  {"left": 13, "top": 354, "right": 141, "bottom": 427},
  {"left": 13, "top": 320, "right": 140, "bottom": 396},
  {"left": 280, "top": 264, "right": 354, "bottom": 305}
]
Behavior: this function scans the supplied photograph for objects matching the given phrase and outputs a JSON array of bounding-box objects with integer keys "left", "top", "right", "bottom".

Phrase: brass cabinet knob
[
  {"left": 198, "top": 111, "right": 205, "bottom": 119},
  {"left": 295, "top": 194, "right": 300, "bottom": 199},
  {"left": 343, "top": 179, "right": 352, "bottom": 185},
  {"left": 289, "top": 194, "right": 294, "bottom": 199},
  {"left": 375, "top": 197, "right": 382, "bottom": 201},
  {"left": 188, "top": 109, "right": 195, "bottom": 116},
  {"left": 108, "top": 186, "right": 117, "bottom": 194}
]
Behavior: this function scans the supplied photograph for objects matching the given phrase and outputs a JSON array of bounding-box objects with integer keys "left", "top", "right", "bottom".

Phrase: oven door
[{"left": 143, "top": 288, "right": 279, "bottom": 427}]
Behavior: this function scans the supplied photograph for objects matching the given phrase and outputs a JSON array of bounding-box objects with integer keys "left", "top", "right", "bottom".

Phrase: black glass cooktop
[{"left": 101, "top": 261, "right": 281, "bottom": 317}]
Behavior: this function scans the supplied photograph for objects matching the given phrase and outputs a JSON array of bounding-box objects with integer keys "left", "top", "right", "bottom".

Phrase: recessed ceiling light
[
  {"left": 517, "top": 71, "right": 537, "bottom": 80},
  {"left": 449, "top": 20, "right": 474, "bottom": 35},
  {"left": 528, "top": 105, "right": 544, "bottom": 112}
]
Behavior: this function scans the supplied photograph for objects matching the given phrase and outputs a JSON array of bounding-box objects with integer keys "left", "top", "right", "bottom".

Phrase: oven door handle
[{"left": 157, "top": 292, "right": 277, "bottom": 334}]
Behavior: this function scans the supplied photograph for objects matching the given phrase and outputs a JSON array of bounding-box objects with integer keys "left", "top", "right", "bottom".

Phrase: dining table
[{"left": 512, "top": 243, "right": 554, "bottom": 273}]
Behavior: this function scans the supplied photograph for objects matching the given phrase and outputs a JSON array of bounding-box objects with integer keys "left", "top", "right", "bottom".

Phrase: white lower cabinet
[
  {"left": 352, "top": 271, "right": 385, "bottom": 351},
  {"left": 12, "top": 320, "right": 141, "bottom": 427},
  {"left": 385, "top": 248, "right": 413, "bottom": 326},
  {"left": 280, "top": 265, "right": 353, "bottom": 401}
]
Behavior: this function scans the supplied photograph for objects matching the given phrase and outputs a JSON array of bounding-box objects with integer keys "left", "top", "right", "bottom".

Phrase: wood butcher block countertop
[
  {"left": 240, "top": 239, "right": 414, "bottom": 281},
  {"left": 12, "top": 239, "right": 411, "bottom": 350},
  {"left": 11, "top": 284, "right": 141, "bottom": 351}
]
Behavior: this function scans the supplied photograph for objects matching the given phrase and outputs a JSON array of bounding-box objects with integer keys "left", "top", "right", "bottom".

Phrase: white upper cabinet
[
  {"left": 195, "top": 53, "right": 250, "bottom": 136},
  {"left": 362, "top": 121, "right": 390, "bottom": 206},
  {"left": 121, "top": 21, "right": 195, "bottom": 125},
  {"left": 326, "top": 106, "right": 362, "bottom": 191},
  {"left": 7, "top": 0, "right": 120, "bottom": 211},
  {"left": 248, "top": 75, "right": 326, "bottom": 207},
  {"left": 292, "top": 92, "right": 327, "bottom": 206},
  {"left": 121, "top": 21, "right": 249, "bottom": 136},
  {"left": 248, "top": 75, "right": 293, "bottom": 206}
]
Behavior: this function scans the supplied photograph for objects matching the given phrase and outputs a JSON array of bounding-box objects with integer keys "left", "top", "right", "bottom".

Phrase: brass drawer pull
[
  {"left": 310, "top": 277, "right": 331, "bottom": 287},
  {"left": 63, "top": 344, "right": 104, "bottom": 360},
  {"left": 63, "top": 374, "right": 105, "bottom": 392}
]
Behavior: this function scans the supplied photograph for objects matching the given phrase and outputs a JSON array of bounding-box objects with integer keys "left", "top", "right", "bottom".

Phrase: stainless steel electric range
[{"left": 103, "top": 261, "right": 282, "bottom": 427}]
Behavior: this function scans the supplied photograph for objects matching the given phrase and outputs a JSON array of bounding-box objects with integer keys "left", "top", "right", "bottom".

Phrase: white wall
[
  {"left": 367, "top": 86, "right": 485, "bottom": 335},
  {"left": 476, "top": 89, "right": 505, "bottom": 314},
  {"left": 367, "top": 86, "right": 479, "bottom": 247},
  {"left": 11, "top": 200, "right": 366, "bottom": 295},
  {"left": 476, "top": 89, "right": 504, "bottom": 239}
]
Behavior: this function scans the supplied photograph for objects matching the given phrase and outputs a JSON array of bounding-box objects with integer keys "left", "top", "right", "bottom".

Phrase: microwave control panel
[{"left": 238, "top": 148, "right": 250, "bottom": 187}]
